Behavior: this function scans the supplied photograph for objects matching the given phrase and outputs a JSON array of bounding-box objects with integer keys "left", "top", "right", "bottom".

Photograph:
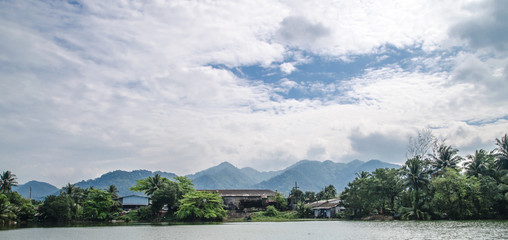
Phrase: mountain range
[{"left": 14, "top": 159, "right": 399, "bottom": 199}]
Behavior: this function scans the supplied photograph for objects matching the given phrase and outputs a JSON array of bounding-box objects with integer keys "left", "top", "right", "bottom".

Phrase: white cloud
[
  {"left": 280, "top": 62, "right": 297, "bottom": 74},
  {"left": 1, "top": 0, "right": 507, "bottom": 187}
]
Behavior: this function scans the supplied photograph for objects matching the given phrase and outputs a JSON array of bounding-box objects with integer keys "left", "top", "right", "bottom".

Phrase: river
[{"left": 1, "top": 220, "right": 507, "bottom": 240}]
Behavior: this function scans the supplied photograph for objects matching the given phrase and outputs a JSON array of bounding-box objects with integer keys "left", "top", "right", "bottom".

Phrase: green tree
[
  {"left": 175, "top": 191, "right": 227, "bottom": 221},
  {"left": 130, "top": 174, "right": 170, "bottom": 196},
  {"left": 61, "top": 183, "right": 86, "bottom": 220},
  {"left": 0, "top": 171, "right": 18, "bottom": 193},
  {"left": 399, "top": 157, "right": 432, "bottom": 220},
  {"left": 371, "top": 168, "right": 403, "bottom": 214},
  {"left": 304, "top": 191, "right": 316, "bottom": 203},
  {"left": 107, "top": 185, "right": 119, "bottom": 199},
  {"left": 62, "top": 183, "right": 76, "bottom": 196},
  {"left": 271, "top": 192, "right": 288, "bottom": 211},
  {"left": 430, "top": 143, "right": 463, "bottom": 175},
  {"left": 173, "top": 176, "right": 195, "bottom": 197},
  {"left": 465, "top": 149, "right": 496, "bottom": 178},
  {"left": 39, "top": 195, "right": 73, "bottom": 222},
  {"left": 150, "top": 181, "right": 179, "bottom": 218},
  {"left": 289, "top": 188, "right": 304, "bottom": 208},
  {"left": 82, "top": 188, "right": 119, "bottom": 221},
  {"left": 474, "top": 176, "right": 503, "bottom": 218},
  {"left": 494, "top": 133, "right": 508, "bottom": 170},
  {"left": 4, "top": 192, "right": 35, "bottom": 222},
  {"left": 340, "top": 172, "right": 377, "bottom": 218},
  {"left": 296, "top": 201, "right": 313, "bottom": 218},
  {"left": 0, "top": 194, "right": 16, "bottom": 225},
  {"left": 430, "top": 168, "right": 478, "bottom": 219},
  {"left": 316, "top": 185, "right": 337, "bottom": 200}
]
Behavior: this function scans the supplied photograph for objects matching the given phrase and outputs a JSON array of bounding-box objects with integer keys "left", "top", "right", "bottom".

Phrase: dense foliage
[
  {"left": 340, "top": 133, "right": 508, "bottom": 220},
  {"left": 0, "top": 171, "right": 35, "bottom": 225},
  {"left": 37, "top": 186, "right": 121, "bottom": 222},
  {"left": 0, "top": 192, "right": 36, "bottom": 225},
  {"left": 175, "top": 191, "right": 227, "bottom": 221},
  {"left": 129, "top": 174, "right": 199, "bottom": 221}
]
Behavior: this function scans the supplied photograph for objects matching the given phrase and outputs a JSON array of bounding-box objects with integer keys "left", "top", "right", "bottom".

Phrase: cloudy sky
[{"left": 1, "top": 0, "right": 507, "bottom": 187}]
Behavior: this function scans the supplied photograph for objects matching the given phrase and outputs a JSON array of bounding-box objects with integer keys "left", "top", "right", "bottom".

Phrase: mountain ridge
[{"left": 14, "top": 159, "right": 400, "bottom": 198}]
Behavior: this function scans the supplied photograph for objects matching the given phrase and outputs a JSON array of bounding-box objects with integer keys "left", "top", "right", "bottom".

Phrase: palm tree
[
  {"left": 62, "top": 183, "right": 76, "bottom": 195},
  {"left": 401, "top": 157, "right": 431, "bottom": 193},
  {"left": 107, "top": 185, "right": 119, "bottom": 199},
  {"left": 355, "top": 171, "right": 370, "bottom": 179},
  {"left": 494, "top": 133, "right": 508, "bottom": 170},
  {"left": 400, "top": 157, "right": 432, "bottom": 220},
  {"left": 464, "top": 149, "right": 495, "bottom": 178},
  {"left": 430, "top": 144, "right": 463, "bottom": 175},
  {"left": 0, "top": 194, "right": 16, "bottom": 225},
  {"left": 146, "top": 174, "right": 167, "bottom": 196},
  {"left": 0, "top": 171, "right": 18, "bottom": 193}
]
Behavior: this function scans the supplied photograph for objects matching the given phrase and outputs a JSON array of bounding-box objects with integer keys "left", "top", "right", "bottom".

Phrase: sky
[{"left": 1, "top": 0, "right": 507, "bottom": 187}]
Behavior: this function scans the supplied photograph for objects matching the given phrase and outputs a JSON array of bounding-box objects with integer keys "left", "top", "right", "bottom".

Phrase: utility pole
[{"left": 292, "top": 181, "right": 299, "bottom": 210}]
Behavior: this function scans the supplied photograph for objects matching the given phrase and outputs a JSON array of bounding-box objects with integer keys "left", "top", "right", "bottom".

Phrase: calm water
[{"left": 1, "top": 221, "right": 507, "bottom": 240}]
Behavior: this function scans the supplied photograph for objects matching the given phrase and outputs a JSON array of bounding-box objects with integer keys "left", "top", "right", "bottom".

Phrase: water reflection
[{"left": 1, "top": 220, "right": 507, "bottom": 240}]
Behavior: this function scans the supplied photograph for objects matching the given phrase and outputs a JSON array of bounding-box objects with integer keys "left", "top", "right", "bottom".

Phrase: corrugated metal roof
[
  {"left": 199, "top": 189, "right": 276, "bottom": 197},
  {"left": 306, "top": 199, "right": 342, "bottom": 210}
]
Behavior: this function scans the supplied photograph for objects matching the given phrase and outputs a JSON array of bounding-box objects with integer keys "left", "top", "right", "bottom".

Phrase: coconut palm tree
[
  {"left": 464, "top": 149, "right": 495, "bottom": 178},
  {"left": 0, "top": 171, "right": 18, "bottom": 193},
  {"left": 401, "top": 157, "right": 431, "bottom": 193},
  {"left": 355, "top": 171, "right": 370, "bottom": 179},
  {"left": 107, "top": 185, "right": 119, "bottom": 199},
  {"left": 145, "top": 174, "right": 167, "bottom": 196},
  {"left": 400, "top": 157, "right": 432, "bottom": 220},
  {"left": 430, "top": 144, "right": 463, "bottom": 175},
  {"left": 494, "top": 133, "right": 508, "bottom": 170},
  {"left": 62, "top": 183, "right": 76, "bottom": 195}
]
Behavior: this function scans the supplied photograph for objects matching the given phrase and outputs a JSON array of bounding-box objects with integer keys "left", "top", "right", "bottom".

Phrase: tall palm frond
[
  {"left": 62, "top": 183, "right": 76, "bottom": 195},
  {"left": 430, "top": 144, "right": 463, "bottom": 174},
  {"left": 107, "top": 185, "right": 119, "bottom": 199},
  {"left": 145, "top": 174, "right": 167, "bottom": 196},
  {"left": 0, "top": 171, "right": 18, "bottom": 193},
  {"left": 464, "top": 149, "right": 495, "bottom": 178},
  {"left": 400, "top": 157, "right": 431, "bottom": 192},
  {"left": 494, "top": 133, "right": 508, "bottom": 170}
]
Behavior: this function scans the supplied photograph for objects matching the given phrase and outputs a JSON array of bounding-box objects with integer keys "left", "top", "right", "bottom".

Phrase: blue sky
[{"left": 1, "top": 0, "right": 507, "bottom": 187}]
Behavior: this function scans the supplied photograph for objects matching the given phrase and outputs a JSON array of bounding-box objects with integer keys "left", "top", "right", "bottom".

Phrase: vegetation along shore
[{"left": 1, "top": 131, "right": 507, "bottom": 226}]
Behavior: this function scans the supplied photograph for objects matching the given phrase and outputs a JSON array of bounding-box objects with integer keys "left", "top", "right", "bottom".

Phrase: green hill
[
  {"left": 75, "top": 169, "right": 177, "bottom": 197},
  {"left": 13, "top": 181, "right": 59, "bottom": 200},
  {"left": 255, "top": 159, "right": 400, "bottom": 193}
]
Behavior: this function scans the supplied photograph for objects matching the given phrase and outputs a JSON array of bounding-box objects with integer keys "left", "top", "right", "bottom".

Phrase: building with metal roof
[
  {"left": 306, "top": 199, "right": 344, "bottom": 218},
  {"left": 200, "top": 189, "right": 276, "bottom": 210}
]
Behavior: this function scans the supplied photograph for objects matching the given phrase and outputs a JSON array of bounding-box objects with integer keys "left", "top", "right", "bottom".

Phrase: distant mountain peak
[{"left": 217, "top": 161, "right": 236, "bottom": 168}]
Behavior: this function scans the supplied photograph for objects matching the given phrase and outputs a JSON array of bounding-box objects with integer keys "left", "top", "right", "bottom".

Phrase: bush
[
  {"left": 264, "top": 206, "right": 279, "bottom": 217},
  {"left": 296, "top": 202, "right": 313, "bottom": 218},
  {"left": 136, "top": 206, "right": 155, "bottom": 221}
]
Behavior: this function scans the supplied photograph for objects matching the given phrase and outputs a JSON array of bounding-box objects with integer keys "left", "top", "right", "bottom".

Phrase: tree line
[
  {"left": 0, "top": 172, "right": 124, "bottom": 225},
  {"left": 127, "top": 174, "right": 226, "bottom": 222},
  {"left": 2, "top": 131, "right": 507, "bottom": 224},
  {"left": 0, "top": 172, "right": 228, "bottom": 225},
  {"left": 339, "top": 132, "right": 508, "bottom": 220}
]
